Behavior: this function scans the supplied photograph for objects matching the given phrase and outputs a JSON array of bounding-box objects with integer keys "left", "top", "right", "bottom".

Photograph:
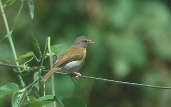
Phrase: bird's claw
[{"left": 71, "top": 72, "right": 81, "bottom": 78}]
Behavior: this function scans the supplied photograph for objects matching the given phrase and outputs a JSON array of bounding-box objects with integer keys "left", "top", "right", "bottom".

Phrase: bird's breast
[{"left": 63, "top": 61, "right": 82, "bottom": 72}]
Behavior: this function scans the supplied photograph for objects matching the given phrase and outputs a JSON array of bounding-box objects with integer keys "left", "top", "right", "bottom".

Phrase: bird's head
[{"left": 73, "top": 36, "right": 94, "bottom": 48}]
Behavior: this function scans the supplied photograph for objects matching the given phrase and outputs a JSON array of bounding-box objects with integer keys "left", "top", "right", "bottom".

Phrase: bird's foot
[{"left": 71, "top": 72, "right": 82, "bottom": 78}]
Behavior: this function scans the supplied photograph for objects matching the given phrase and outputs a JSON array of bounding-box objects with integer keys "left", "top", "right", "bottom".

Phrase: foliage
[
  {"left": 1, "top": 0, "right": 171, "bottom": 107},
  {"left": 0, "top": 83, "right": 19, "bottom": 99}
]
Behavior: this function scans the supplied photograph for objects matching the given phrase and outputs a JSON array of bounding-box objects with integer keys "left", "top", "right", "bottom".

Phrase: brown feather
[
  {"left": 53, "top": 46, "right": 86, "bottom": 67},
  {"left": 41, "top": 67, "right": 60, "bottom": 82},
  {"left": 41, "top": 46, "right": 86, "bottom": 82}
]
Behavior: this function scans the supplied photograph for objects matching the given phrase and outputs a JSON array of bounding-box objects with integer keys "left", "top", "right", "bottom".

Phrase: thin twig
[
  {"left": 48, "top": 37, "right": 56, "bottom": 107},
  {"left": 0, "top": 0, "right": 18, "bottom": 65},
  {"left": 0, "top": 0, "right": 29, "bottom": 101},
  {"left": 81, "top": 75, "right": 171, "bottom": 89},
  {"left": 1, "top": 63, "right": 171, "bottom": 90},
  {"left": 41, "top": 38, "right": 48, "bottom": 107}
]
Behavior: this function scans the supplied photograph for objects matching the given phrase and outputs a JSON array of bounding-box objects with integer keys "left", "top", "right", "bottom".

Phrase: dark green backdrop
[{"left": 1, "top": 0, "right": 171, "bottom": 107}]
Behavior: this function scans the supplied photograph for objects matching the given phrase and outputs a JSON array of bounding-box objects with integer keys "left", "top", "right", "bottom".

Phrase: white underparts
[{"left": 64, "top": 61, "right": 82, "bottom": 72}]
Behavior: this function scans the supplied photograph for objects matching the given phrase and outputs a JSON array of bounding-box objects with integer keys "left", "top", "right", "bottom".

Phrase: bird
[{"left": 41, "top": 36, "right": 94, "bottom": 82}]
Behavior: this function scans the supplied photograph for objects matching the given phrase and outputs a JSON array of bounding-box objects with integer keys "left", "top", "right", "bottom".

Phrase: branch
[{"left": 1, "top": 63, "right": 171, "bottom": 90}]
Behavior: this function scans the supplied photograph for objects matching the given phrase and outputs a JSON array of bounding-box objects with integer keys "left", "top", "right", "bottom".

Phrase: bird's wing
[{"left": 53, "top": 46, "right": 86, "bottom": 67}]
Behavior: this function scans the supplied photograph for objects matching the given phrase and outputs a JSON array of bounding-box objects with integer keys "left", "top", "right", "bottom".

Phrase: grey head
[{"left": 72, "top": 36, "right": 94, "bottom": 48}]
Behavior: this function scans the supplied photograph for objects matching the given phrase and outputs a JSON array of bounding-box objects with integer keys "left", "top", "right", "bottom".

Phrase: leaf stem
[
  {"left": 48, "top": 37, "right": 56, "bottom": 107},
  {"left": 0, "top": 0, "right": 18, "bottom": 63},
  {"left": 0, "top": 0, "right": 29, "bottom": 101}
]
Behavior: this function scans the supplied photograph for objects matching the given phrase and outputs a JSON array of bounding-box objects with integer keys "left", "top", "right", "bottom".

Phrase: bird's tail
[{"left": 41, "top": 67, "right": 60, "bottom": 82}]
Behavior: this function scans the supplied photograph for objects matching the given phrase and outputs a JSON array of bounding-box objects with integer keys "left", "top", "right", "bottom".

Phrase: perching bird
[{"left": 41, "top": 36, "right": 94, "bottom": 82}]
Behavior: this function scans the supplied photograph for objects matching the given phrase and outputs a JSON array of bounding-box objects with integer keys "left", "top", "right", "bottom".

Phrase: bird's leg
[{"left": 71, "top": 72, "right": 82, "bottom": 78}]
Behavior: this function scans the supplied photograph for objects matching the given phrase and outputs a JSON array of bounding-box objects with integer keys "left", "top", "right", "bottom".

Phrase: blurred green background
[{"left": 1, "top": 0, "right": 171, "bottom": 107}]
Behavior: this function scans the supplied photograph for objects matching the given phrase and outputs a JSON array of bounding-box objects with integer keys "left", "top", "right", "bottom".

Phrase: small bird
[{"left": 41, "top": 36, "right": 94, "bottom": 82}]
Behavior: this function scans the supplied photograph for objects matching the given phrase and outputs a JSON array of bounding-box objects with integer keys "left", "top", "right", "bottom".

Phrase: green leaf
[
  {"left": 32, "top": 37, "right": 42, "bottom": 59},
  {"left": 23, "top": 95, "right": 55, "bottom": 107},
  {"left": 12, "top": 90, "right": 26, "bottom": 107},
  {"left": 51, "top": 44, "right": 63, "bottom": 53},
  {"left": 24, "top": 101, "right": 53, "bottom": 107},
  {"left": 0, "top": 83, "right": 19, "bottom": 99},
  {"left": 4, "top": 0, "right": 16, "bottom": 7},
  {"left": 40, "top": 37, "right": 48, "bottom": 66},
  {"left": 17, "top": 51, "right": 34, "bottom": 61},
  {"left": 27, "top": 0, "right": 34, "bottom": 19},
  {"left": 33, "top": 72, "right": 40, "bottom": 92},
  {"left": 36, "top": 95, "right": 54, "bottom": 101}
]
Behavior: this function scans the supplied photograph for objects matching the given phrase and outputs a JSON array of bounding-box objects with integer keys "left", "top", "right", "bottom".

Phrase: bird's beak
[{"left": 87, "top": 40, "right": 95, "bottom": 44}]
